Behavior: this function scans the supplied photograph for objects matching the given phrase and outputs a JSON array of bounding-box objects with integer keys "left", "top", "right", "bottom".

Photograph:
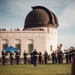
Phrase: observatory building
[{"left": 0, "top": 6, "right": 59, "bottom": 57}]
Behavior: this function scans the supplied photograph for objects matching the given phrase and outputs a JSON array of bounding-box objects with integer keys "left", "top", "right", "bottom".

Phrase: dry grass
[{"left": 0, "top": 63, "right": 71, "bottom": 75}]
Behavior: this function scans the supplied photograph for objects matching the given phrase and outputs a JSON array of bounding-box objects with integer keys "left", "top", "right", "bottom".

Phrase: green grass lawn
[{"left": 0, "top": 63, "right": 71, "bottom": 75}]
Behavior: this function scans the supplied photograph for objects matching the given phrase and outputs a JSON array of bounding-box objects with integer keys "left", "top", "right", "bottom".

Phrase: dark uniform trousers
[
  {"left": 10, "top": 57, "right": 13, "bottom": 65},
  {"left": 24, "top": 56, "right": 27, "bottom": 64},
  {"left": 65, "top": 53, "right": 69, "bottom": 64},
  {"left": 39, "top": 56, "right": 42, "bottom": 64},
  {"left": 10, "top": 53, "right": 14, "bottom": 65},
  {"left": 16, "top": 56, "right": 20, "bottom": 65},
  {"left": 31, "top": 56, "right": 33, "bottom": 64},
  {"left": 33, "top": 56, "right": 37, "bottom": 66},
  {"left": 52, "top": 57, "right": 55, "bottom": 64},
  {"left": 58, "top": 56, "right": 62, "bottom": 63},
  {"left": 45, "top": 56, "right": 47, "bottom": 64},
  {"left": 2, "top": 56, "right": 6, "bottom": 65},
  {"left": 69, "top": 54, "right": 72, "bottom": 63}
]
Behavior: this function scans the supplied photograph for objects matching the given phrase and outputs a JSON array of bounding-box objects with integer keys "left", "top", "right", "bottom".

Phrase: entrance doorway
[
  {"left": 28, "top": 44, "right": 33, "bottom": 54},
  {"left": 28, "top": 39, "right": 34, "bottom": 54}
]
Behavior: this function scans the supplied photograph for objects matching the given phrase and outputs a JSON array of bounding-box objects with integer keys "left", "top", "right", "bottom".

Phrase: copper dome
[{"left": 24, "top": 6, "right": 59, "bottom": 29}]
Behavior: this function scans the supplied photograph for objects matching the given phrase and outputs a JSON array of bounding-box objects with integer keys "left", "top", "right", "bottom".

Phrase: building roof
[{"left": 24, "top": 6, "right": 59, "bottom": 29}]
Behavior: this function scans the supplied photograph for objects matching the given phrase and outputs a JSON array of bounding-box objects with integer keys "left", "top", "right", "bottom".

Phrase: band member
[
  {"left": 23, "top": 50, "right": 28, "bottom": 64},
  {"left": 2, "top": 50, "right": 6, "bottom": 65},
  {"left": 44, "top": 51, "right": 48, "bottom": 64},
  {"left": 38, "top": 51, "right": 42, "bottom": 64},
  {"left": 33, "top": 49, "right": 38, "bottom": 66},
  {"left": 15, "top": 50, "right": 20, "bottom": 65},
  {"left": 10, "top": 51, "right": 14, "bottom": 65}
]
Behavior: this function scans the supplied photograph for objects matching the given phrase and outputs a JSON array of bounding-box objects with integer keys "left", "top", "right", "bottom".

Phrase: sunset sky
[{"left": 0, "top": 0, "right": 75, "bottom": 49}]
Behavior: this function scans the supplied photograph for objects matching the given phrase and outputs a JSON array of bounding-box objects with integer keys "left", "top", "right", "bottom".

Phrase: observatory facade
[{"left": 0, "top": 6, "right": 59, "bottom": 57}]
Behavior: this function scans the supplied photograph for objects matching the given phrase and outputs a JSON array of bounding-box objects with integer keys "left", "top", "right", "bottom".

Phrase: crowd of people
[
  {"left": 1, "top": 47, "right": 75, "bottom": 66},
  {"left": 51, "top": 47, "right": 75, "bottom": 64},
  {"left": 1, "top": 49, "right": 48, "bottom": 66}
]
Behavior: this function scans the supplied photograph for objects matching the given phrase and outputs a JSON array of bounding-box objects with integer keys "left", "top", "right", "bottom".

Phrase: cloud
[
  {"left": 58, "top": 1, "right": 75, "bottom": 28},
  {"left": 5, "top": 0, "right": 29, "bottom": 16}
]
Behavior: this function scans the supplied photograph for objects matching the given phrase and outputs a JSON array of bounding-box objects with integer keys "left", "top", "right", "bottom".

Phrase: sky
[{"left": 0, "top": 0, "right": 75, "bottom": 49}]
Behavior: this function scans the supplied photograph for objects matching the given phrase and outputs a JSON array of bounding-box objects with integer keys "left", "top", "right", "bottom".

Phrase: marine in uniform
[
  {"left": 2, "top": 50, "right": 6, "bottom": 65},
  {"left": 10, "top": 51, "right": 14, "bottom": 65},
  {"left": 15, "top": 50, "right": 20, "bottom": 65},
  {"left": 23, "top": 50, "right": 28, "bottom": 64}
]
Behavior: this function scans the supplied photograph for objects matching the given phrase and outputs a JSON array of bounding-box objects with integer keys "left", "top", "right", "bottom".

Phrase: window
[
  {"left": 15, "top": 39, "right": 21, "bottom": 50},
  {"left": 3, "top": 44, "right": 8, "bottom": 50},
  {"left": 15, "top": 44, "right": 20, "bottom": 50},
  {"left": 2, "top": 39, "right": 8, "bottom": 50}
]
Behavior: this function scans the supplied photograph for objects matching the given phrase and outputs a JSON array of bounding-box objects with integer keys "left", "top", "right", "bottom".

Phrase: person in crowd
[
  {"left": 15, "top": 50, "right": 20, "bottom": 65},
  {"left": 51, "top": 51, "right": 56, "bottom": 64},
  {"left": 44, "top": 50, "right": 48, "bottom": 64},
  {"left": 38, "top": 51, "right": 42, "bottom": 64},
  {"left": 23, "top": 50, "right": 28, "bottom": 64},
  {"left": 33, "top": 49, "right": 38, "bottom": 66},
  {"left": 30, "top": 51, "right": 33, "bottom": 64},
  {"left": 10, "top": 50, "right": 14, "bottom": 65},
  {"left": 2, "top": 50, "right": 7, "bottom": 65}
]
